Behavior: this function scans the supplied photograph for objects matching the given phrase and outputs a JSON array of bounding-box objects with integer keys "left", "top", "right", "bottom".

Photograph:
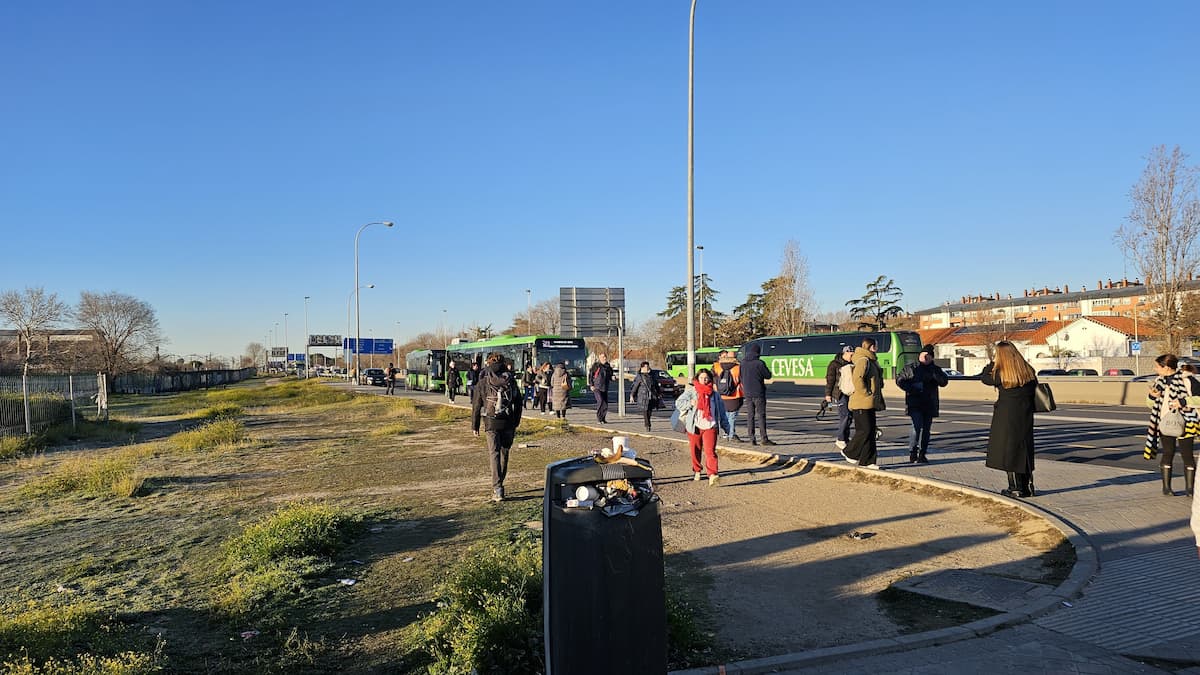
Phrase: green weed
[
  {"left": 433, "top": 407, "right": 466, "bottom": 423},
  {"left": 213, "top": 502, "right": 363, "bottom": 624},
  {"left": 0, "top": 598, "right": 163, "bottom": 673},
  {"left": 169, "top": 419, "right": 245, "bottom": 452},
  {"left": 20, "top": 451, "right": 144, "bottom": 499},
  {"left": 0, "top": 436, "right": 43, "bottom": 461},
  {"left": 190, "top": 403, "right": 242, "bottom": 420},
  {"left": 416, "top": 536, "right": 544, "bottom": 675},
  {"left": 369, "top": 422, "right": 413, "bottom": 437}
]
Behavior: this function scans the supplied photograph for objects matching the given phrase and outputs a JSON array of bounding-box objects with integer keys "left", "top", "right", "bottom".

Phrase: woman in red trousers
[{"left": 674, "top": 369, "right": 730, "bottom": 486}]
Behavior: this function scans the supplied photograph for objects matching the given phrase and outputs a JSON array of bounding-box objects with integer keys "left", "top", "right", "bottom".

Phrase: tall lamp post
[
  {"left": 303, "top": 296, "right": 310, "bottom": 378},
  {"left": 1133, "top": 301, "right": 1146, "bottom": 374},
  {"left": 525, "top": 289, "right": 532, "bottom": 335},
  {"left": 283, "top": 312, "right": 289, "bottom": 375},
  {"left": 354, "top": 220, "right": 394, "bottom": 378},
  {"left": 696, "top": 244, "right": 704, "bottom": 348},
  {"left": 347, "top": 284, "right": 374, "bottom": 374},
  {"left": 685, "top": 0, "right": 698, "bottom": 381}
]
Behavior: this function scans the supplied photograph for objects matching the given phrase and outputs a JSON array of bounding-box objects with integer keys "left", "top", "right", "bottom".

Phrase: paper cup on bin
[
  {"left": 575, "top": 485, "right": 600, "bottom": 501},
  {"left": 612, "top": 436, "right": 628, "bottom": 452}
]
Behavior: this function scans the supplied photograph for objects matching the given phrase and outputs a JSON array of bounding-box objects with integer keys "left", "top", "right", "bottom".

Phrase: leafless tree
[
  {"left": 762, "top": 241, "right": 814, "bottom": 334},
  {"left": 1116, "top": 145, "right": 1200, "bottom": 353},
  {"left": 244, "top": 342, "right": 266, "bottom": 368},
  {"left": 0, "top": 286, "right": 69, "bottom": 375},
  {"left": 529, "top": 297, "right": 561, "bottom": 334},
  {"left": 74, "top": 291, "right": 163, "bottom": 379}
]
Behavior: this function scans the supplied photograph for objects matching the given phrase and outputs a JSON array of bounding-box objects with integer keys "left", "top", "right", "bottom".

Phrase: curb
[{"left": 660, "top": 444, "right": 1099, "bottom": 675}]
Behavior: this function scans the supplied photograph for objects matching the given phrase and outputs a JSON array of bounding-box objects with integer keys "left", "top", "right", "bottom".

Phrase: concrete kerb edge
[{"left": 662, "top": 445, "right": 1099, "bottom": 675}]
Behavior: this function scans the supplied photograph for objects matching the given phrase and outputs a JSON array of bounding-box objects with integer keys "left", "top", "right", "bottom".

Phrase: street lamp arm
[{"left": 354, "top": 221, "right": 394, "bottom": 378}]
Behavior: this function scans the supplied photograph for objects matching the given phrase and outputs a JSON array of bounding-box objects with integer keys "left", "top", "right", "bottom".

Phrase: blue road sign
[
  {"left": 1131, "top": 341, "right": 1142, "bottom": 354},
  {"left": 287, "top": 353, "right": 306, "bottom": 362},
  {"left": 341, "top": 338, "right": 394, "bottom": 355}
]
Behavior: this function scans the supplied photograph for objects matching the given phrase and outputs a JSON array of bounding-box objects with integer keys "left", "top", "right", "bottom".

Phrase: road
[{"left": 763, "top": 382, "right": 1154, "bottom": 472}]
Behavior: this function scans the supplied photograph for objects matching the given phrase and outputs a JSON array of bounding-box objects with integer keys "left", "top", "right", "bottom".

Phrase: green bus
[
  {"left": 445, "top": 335, "right": 589, "bottom": 397},
  {"left": 405, "top": 348, "right": 447, "bottom": 391},
  {"left": 739, "top": 331, "right": 922, "bottom": 380},
  {"left": 664, "top": 347, "right": 736, "bottom": 379}
]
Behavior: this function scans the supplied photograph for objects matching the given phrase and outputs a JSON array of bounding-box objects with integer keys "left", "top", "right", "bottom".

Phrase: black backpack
[
  {"left": 485, "top": 370, "right": 517, "bottom": 420},
  {"left": 716, "top": 366, "right": 736, "bottom": 396}
]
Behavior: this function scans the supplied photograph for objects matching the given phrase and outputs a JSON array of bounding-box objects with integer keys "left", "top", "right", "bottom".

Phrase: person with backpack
[
  {"left": 824, "top": 345, "right": 855, "bottom": 452},
  {"left": 591, "top": 353, "right": 614, "bottom": 424},
  {"left": 471, "top": 353, "right": 523, "bottom": 502},
  {"left": 384, "top": 362, "right": 397, "bottom": 395},
  {"left": 738, "top": 343, "right": 775, "bottom": 446},
  {"left": 629, "top": 361, "right": 662, "bottom": 432},
  {"left": 895, "top": 344, "right": 948, "bottom": 464},
  {"left": 713, "top": 350, "right": 743, "bottom": 442}
]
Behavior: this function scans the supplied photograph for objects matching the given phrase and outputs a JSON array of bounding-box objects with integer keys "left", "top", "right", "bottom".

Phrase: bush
[
  {"left": 0, "top": 599, "right": 163, "bottom": 674},
  {"left": 20, "top": 452, "right": 144, "bottom": 499},
  {"left": 417, "top": 538, "right": 544, "bottom": 674},
  {"left": 170, "top": 419, "right": 245, "bottom": 452},
  {"left": 213, "top": 503, "right": 363, "bottom": 623},
  {"left": 0, "top": 436, "right": 43, "bottom": 461},
  {"left": 191, "top": 403, "right": 242, "bottom": 420}
]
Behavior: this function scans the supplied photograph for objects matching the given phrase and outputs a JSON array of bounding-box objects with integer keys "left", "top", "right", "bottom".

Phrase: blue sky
[{"left": 3, "top": 1, "right": 1198, "bottom": 362}]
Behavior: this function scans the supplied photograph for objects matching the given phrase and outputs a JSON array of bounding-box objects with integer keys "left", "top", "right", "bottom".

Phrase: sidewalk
[
  {"left": 395, "top": 385, "right": 1200, "bottom": 673},
  {"left": 560, "top": 401, "right": 1200, "bottom": 674}
]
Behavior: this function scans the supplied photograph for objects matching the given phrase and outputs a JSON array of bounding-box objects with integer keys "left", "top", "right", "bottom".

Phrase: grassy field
[{"left": 0, "top": 378, "right": 627, "bottom": 673}]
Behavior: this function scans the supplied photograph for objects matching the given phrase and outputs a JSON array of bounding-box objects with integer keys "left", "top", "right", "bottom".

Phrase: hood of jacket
[
  {"left": 745, "top": 343, "right": 761, "bottom": 360},
  {"left": 852, "top": 346, "right": 877, "bottom": 362}
]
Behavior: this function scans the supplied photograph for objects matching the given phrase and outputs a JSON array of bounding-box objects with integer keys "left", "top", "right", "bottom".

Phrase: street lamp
[
  {"left": 354, "top": 220, "right": 394, "bottom": 378},
  {"left": 1133, "top": 300, "right": 1146, "bottom": 374},
  {"left": 283, "top": 312, "right": 289, "bottom": 375},
  {"left": 303, "top": 296, "right": 310, "bottom": 378},
  {"left": 347, "top": 284, "right": 374, "bottom": 373},
  {"left": 696, "top": 245, "right": 704, "bottom": 348},
  {"left": 685, "top": 0, "right": 698, "bottom": 380},
  {"left": 525, "top": 289, "right": 532, "bottom": 335}
]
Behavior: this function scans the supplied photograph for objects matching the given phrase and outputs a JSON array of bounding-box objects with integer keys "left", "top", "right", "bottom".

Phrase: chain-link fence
[
  {"left": 0, "top": 373, "right": 103, "bottom": 437},
  {"left": 111, "top": 367, "right": 257, "bottom": 394}
]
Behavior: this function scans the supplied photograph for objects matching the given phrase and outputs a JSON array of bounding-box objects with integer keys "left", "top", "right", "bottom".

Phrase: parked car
[
  {"left": 941, "top": 368, "right": 964, "bottom": 377},
  {"left": 1066, "top": 368, "right": 1100, "bottom": 376},
  {"left": 1037, "top": 369, "right": 1068, "bottom": 376},
  {"left": 359, "top": 368, "right": 386, "bottom": 386},
  {"left": 650, "top": 369, "right": 681, "bottom": 398},
  {"left": 1104, "top": 368, "right": 1135, "bottom": 376},
  {"left": 1131, "top": 373, "right": 1157, "bottom": 382}
]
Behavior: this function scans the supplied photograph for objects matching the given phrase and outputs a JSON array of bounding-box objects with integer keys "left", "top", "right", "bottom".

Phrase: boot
[
  {"left": 1161, "top": 465, "right": 1173, "bottom": 496},
  {"left": 1015, "top": 473, "right": 1033, "bottom": 498},
  {"left": 1001, "top": 472, "right": 1018, "bottom": 497},
  {"left": 1026, "top": 471, "right": 1035, "bottom": 497},
  {"left": 1186, "top": 466, "right": 1195, "bottom": 497}
]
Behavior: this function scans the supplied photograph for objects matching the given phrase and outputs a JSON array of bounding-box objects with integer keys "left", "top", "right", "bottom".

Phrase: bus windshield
[{"left": 538, "top": 344, "right": 588, "bottom": 377}]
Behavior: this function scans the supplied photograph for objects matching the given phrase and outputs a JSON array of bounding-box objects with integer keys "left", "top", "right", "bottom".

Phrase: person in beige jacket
[{"left": 843, "top": 337, "right": 885, "bottom": 469}]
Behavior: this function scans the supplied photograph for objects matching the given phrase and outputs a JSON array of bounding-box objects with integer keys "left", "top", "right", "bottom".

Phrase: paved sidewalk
[{"left": 397, "top": 387, "right": 1200, "bottom": 672}]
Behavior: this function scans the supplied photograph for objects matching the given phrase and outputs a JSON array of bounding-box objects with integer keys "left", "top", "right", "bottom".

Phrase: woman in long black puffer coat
[
  {"left": 980, "top": 341, "right": 1038, "bottom": 498},
  {"left": 629, "top": 361, "right": 662, "bottom": 432}
]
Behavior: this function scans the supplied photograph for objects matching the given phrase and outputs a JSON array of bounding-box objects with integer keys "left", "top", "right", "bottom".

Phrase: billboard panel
[
  {"left": 559, "top": 287, "right": 626, "bottom": 337},
  {"left": 309, "top": 334, "right": 341, "bottom": 347}
]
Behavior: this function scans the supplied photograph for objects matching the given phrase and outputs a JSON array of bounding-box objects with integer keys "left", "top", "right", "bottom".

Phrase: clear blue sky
[{"left": 3, "top": 1, "right": 1198, "bottom": 362}]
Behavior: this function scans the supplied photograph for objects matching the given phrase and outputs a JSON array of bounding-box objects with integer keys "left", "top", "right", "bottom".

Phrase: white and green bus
[
  {"left": 739, "top": 331, "right": 922, "bottom": 380},
  {"left": 445, "top": 335, "right": 589, "bottom": 397}
]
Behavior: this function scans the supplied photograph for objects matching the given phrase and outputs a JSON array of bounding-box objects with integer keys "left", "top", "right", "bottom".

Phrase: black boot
[
  {"left": 1001, "top": 472, "right": 1018, "bottom": 497},
  {"left": 1185, "top": 467, "right": 1195, "bottom": 497},
  {"left": 1015, "top": 473, "right": 1033, "bottom": 498},
  {"left": 1026, "top": 471, "right": 1035, "bottom": 497},
  {"left": 1161, "top": 465, "right": 1173, "bottom": 496}
]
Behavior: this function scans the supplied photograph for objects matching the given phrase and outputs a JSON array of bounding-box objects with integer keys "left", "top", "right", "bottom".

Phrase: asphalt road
[{"left": 763, "top": 382, "right": 1155, "bottom": 473}]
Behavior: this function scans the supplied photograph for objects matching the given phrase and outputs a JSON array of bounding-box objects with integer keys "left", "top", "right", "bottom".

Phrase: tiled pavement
[{"left": 393, "top": 387, "right": 1200, "bottom": 673}]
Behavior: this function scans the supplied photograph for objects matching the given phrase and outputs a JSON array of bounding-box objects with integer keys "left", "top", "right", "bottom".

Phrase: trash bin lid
[{"left": 546, "top": 455, "right": 653, "bottom": 485}]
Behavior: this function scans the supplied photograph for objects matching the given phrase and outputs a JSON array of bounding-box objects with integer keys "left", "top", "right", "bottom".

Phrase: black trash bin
[{"left": 542, "top": 454, "right": 667, "bottom": 675}]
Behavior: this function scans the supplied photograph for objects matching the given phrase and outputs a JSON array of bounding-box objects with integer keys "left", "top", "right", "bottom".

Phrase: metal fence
[
  {"left": 0, "top": 373, "right": 103, "bottom": 437},
  {"left": 112, "top": 367, "right": 257, "bottom": 394}
]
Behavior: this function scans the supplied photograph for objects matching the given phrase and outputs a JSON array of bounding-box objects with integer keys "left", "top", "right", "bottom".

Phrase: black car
[
  {"left": 650, "top": 369, "right": 681, "bottom": 398},
  {"left": 1037, "top": 369, "right": 1068, "bottom": 376},
  {"left": 359, "top": 368, "right": 386, "bottom": 386}
]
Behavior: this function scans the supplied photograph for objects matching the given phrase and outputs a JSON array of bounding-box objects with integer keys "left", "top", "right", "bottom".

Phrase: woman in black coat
[
  {"left": 628, "top": 361, "right": 662, "bottom": 432},
  {"left": 980, "top": 341, "right": 1038, "bottom": 497}
]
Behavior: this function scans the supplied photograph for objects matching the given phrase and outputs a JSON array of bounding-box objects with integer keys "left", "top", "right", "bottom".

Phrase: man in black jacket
[
  {"left": 472, "top": 354, "right": 523, "bottom": 501},
  {"left": 738, "top": 343, "right": 775, "bottom": 446},
  {"left": 446, "top": 360, "right": 459, "bottom": 402},
  {"left": 824, "top": 345, "right": 855, "bottom": 451},
  {"left": 591, "top": 353, "right": 614, "bottom": 424},
  {"left": 895, "top": 345, "right": 948, "bottom": 463}
]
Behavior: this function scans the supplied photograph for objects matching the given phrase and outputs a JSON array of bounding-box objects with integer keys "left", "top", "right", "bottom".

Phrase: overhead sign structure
[
  {"left": 269, "top": 347, "right": 286, "bottom": 358},
  {"left": 560, "top": 287, "right": 625, "bottom": 338},
  {"left": 287, "top": 353, "right": 306, "bottom": 363},
  {"left": 309, "top": 334, "right": 342, "bottom": 347},
  {"left": 343, "top": 338, "right": 395, "bottom": 355}
]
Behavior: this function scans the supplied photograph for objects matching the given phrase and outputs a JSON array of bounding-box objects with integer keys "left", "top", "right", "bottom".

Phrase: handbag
[
  {"left": 1034, "top": 383, "right": 1056, "bottom": 413},
  {"left": 1159, "top": 408, "right": 1185, "bottom": 437},
  {"left": 669, "top": 407, "right": 687, "bottom": 434}
]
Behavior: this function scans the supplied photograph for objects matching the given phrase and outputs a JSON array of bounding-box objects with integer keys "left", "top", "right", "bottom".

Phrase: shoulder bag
[{"left": 1034, "top": 382, "right": 1057, "bottom": 413}]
